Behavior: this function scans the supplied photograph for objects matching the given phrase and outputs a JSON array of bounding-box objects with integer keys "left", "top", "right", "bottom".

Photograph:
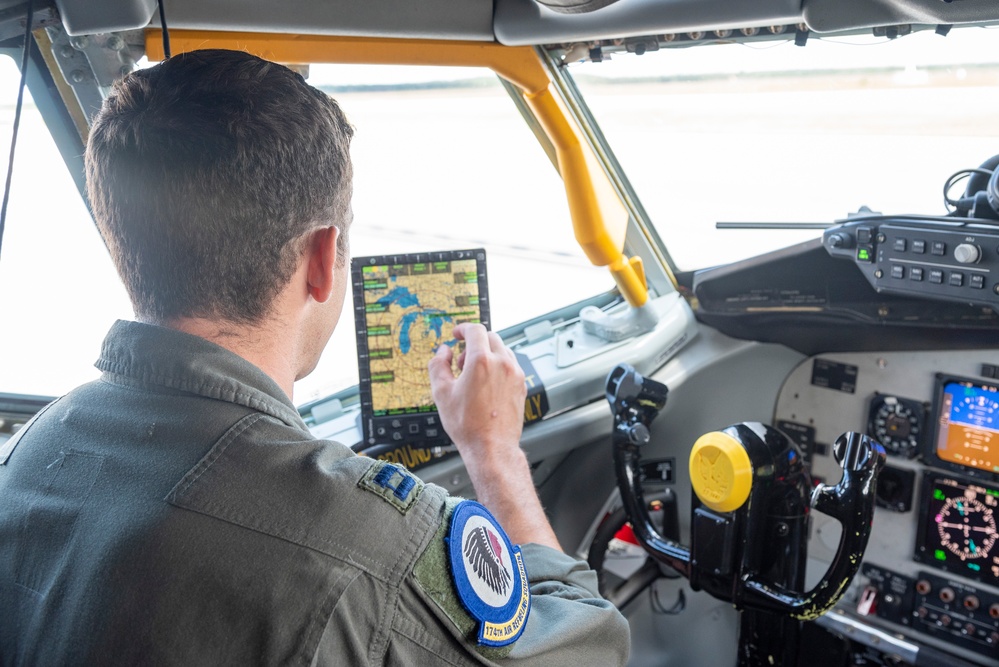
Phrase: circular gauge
[
  {"left": 867, "top": 394, "right": 925, "bottom": 458},
  {"left": 935, "top": 493, "right": 997, "bottom": 561}
]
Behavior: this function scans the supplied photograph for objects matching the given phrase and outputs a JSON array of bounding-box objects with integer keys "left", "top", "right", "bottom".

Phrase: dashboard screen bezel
[
  {"left": 913, "top": 470, "right": 999, "bottom": 588},
  {"left": 925, "top": 373, "right": 999, "bottom": 483}
]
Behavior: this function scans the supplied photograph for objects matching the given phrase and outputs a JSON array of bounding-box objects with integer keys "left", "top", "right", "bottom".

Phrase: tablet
[{"left": 352, "top": 249, "right": 489, "bottom": 447}]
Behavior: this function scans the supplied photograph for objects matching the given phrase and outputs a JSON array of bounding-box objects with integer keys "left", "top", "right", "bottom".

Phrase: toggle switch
[{"left": 857, "top": 585, "right": 878, "bottom": 616}]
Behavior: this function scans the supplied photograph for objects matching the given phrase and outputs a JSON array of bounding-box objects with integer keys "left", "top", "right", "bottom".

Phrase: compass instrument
[
  {"left": 916, "top": 472, "right": 999, "bottom": 587},
  {"left": 867, "top": 393, "right": 925, "bottom": 458}
]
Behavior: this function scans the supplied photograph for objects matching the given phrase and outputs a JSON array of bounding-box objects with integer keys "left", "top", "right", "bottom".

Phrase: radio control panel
[{"left": 824, "top": 217, "right": 999, "bottom": 310}]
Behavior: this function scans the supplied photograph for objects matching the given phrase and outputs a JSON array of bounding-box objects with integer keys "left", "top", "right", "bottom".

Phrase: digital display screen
[
  {"left": 352, "top": 249, "right": 489, "bottom": 446},
  {"left": 932, "top": 375, "right": 999, "bottom": 477},
  {"left": 915, "top": 472, "right": 999, "bottom": 587}
]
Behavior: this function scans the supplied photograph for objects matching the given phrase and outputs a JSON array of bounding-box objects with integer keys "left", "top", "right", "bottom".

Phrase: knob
[
  {"left": 954, "top": 243, "right": 981, "bottom": 264},
  {"left": 628, "top": 423, "right": 651, "bottom": 446},
  {"left": 827, "top": 233, "right": 852, "bottom": 249}
]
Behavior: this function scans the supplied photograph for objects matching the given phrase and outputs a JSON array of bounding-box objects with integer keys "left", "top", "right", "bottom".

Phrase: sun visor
[{"left": 54, "top": 0, "right": 157, "bottom": 35}]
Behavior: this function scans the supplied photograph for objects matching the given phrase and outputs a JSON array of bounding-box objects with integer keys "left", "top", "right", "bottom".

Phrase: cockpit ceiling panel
[
  {"left": 803, "top": 0, "right": 999, "bottom": 32},
  {"left": 51, "top": 0, "right": 496, "bottom": 40},
  {"left": 494, "top": 0, "right": 803, "bottom": 45},
  {"left": 496, "top": 0, "right": 999, "bottom": 45}
]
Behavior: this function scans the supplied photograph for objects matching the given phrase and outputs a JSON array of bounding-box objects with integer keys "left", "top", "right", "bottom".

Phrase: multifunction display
[
  {"left": 352, "top": 249, "right": 489, "bottom": 447},
  {"left": 915, "top": 473, "right": 998, "bottom": 588},
  {"left": 931, "top": 375, "right": 999, "bottom": 477}
]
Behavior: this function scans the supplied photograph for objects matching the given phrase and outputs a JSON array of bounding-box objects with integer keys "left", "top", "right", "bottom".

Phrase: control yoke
[{"left": 605, "top": 363, "right": 886, "bottom": 621}]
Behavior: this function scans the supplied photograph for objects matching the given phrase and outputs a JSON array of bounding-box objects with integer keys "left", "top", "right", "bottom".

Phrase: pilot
[{"left": 0, "top": 50, "right": 629, "bottom": 664}]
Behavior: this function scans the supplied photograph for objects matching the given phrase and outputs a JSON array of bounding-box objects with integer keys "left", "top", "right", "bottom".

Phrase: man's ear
[{"left": 306, "top": 226, "right": 340, "bottom": 303}]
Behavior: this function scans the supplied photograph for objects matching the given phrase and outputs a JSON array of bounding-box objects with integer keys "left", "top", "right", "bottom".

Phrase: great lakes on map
[{"left": 361, "top": 258, "right": 482, "bottom": 415}]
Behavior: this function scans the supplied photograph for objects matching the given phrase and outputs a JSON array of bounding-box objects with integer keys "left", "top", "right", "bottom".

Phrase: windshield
[
  {"left": 568, "top": 27, "right": 999, "bottom": 271},
  {"left": 0, "top": 61, "right": 611, "bottom": 403}
]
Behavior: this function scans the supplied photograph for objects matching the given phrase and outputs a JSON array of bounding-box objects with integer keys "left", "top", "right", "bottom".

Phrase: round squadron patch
[{"left": 447, "top": 501, "right": 531, "bottom": 647}]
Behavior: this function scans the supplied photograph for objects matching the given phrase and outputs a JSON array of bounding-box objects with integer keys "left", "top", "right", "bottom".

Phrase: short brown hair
[{"left": 86, "top": 49, "right": 354, "bottom": 324}]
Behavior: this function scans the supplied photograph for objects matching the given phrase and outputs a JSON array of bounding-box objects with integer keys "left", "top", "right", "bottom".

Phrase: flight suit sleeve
[{"left": 399, "top": 495, "right": 631, "bottom": 667}]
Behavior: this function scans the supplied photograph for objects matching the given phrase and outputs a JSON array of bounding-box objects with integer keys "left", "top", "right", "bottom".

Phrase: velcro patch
[
  {"left": 357, "top": 460, "right": 424, "bottom": 514},
  {"left": 446, "top": 501, "right": 530, "bottom": 647}
]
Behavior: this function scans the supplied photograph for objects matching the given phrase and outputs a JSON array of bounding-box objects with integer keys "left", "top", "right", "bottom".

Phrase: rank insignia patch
[{"left": 446, "top": 501, "right": 531, "bottom": 647}]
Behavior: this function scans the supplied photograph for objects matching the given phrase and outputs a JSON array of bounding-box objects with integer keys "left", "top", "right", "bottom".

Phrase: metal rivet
[{"left": 69, "top": 35, "right": 90, "bottom": 50}]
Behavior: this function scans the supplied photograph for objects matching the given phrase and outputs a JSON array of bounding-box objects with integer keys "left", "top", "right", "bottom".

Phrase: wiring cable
[
  {"left": 942, "top": 167, "right": 995, "bottom": 213},
  {"left": 0, "top": 0, "right": 35, "bottom": 265},
  {"left": 158, "top": 0, "right": 171, "bottom": 58}
]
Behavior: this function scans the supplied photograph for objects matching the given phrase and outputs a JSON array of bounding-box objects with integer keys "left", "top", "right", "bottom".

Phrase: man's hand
[
  {"left": 428, "top": 323, "right": 526, "bottom": 464},
  {"left": 429, "top": 323, "right": 561, "bottom": 551}
]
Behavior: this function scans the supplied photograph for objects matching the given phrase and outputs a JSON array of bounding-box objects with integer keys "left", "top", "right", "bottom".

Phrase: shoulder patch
[
  {"left": 357, "top": 460, "right": 424, "bottom": 514},
  {"left": 447, "top": 501, "right": 531, "bottom": 648}
]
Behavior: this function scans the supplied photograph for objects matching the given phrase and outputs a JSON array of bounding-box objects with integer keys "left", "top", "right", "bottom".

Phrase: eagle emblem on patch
[
  {"left": 464, "top": 525, "right": 512, "bottom": 596},
  {"left": 447, "top": 501, "right": 531, "bottom": 647}
]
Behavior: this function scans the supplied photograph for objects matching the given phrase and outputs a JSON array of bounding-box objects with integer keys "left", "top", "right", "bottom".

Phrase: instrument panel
[{"left": 773, "top": 350, "right": 999, "bottom": 665}]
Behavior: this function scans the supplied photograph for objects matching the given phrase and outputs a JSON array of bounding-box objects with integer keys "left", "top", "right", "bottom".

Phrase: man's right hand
[
  {"left": 428, "top": 323, "right": 561, "bottom": 551},
  {"left": 428, "top": 323, "right": 526, "bottom": 466}
]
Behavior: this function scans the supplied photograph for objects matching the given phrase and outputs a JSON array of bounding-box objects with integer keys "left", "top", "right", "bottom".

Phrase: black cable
[
  {"left": 158, "top": 0, "right": 171, "bottom": 59},
  {"left": 943, "top": 167, "right": 995, "bottom": 212},
  {"left": 0, "top": 0, "right": 35, "bottom": 265}
]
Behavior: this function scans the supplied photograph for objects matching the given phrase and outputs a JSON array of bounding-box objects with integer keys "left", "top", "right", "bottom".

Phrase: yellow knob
[{"left": 689, "top": 431, "right": 753, "bottom": 513}]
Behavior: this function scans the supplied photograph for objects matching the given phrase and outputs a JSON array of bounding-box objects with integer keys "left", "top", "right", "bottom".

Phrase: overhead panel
[
  {"left": 494, "top": 0, "right": 803, "bottom": 46},
  {"left": 160, "top": 0, "right": 495, "bottom": 41},
  {"left": 803, "top": 0, "right": 999, "bottom": 32}
]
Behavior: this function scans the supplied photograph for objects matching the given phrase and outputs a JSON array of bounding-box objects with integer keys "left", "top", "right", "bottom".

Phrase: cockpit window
[
  {"left": 0, "top": 55, "right": 133, "bottom": 398},
  {"left": 567, "top": 27, "right": 999, "bottom": 271},
  {"left": 1, "top": 60, "right": 612, "bottom": 402},
  {"left": 295, "top": 65, "right": 612, "bottom": 403}
]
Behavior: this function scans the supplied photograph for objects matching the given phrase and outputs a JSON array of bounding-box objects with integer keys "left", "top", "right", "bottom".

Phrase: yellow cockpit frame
[{"left": 146, "top": 31, "right": 650, "bottom": 307}]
